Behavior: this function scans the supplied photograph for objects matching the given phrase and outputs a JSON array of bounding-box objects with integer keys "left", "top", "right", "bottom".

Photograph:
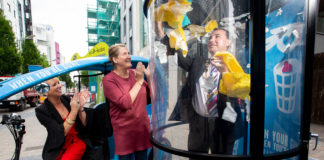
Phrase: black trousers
[{"left": 188, "top": 114, "right": 236, "bottom": 159}]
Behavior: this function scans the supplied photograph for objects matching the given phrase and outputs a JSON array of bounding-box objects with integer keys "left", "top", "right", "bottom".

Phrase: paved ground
[
  {"left": 309, "top": 123, "right": 324, "bottom": 159},
  {"left": 0, "top": 106, "right": 45, "bottom": 160},
  {"left": 0, "top": 106, "right": 323, "bottom": 160}
]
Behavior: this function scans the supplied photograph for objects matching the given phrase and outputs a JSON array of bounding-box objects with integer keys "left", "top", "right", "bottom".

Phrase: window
[
  {"left": 129, "top": 36, "right": 133, "bottom": 54},
  {"left": 143, "top": 16, "right": 148, "bottom": 46},
  {"left": 317, "top": 11, "right": 324, "bottom": 33},
  {"left": 123, "top": 16, "right": 126, "bottom": 38},
  {"left": 129, "top": 6, "right": 132, "bottom": 27},
  {"left": 7, "top": 3, "right": 10, "bottom": 12},
  {"left": 14, "top": 10, "right": 16, "bottom": 18}
]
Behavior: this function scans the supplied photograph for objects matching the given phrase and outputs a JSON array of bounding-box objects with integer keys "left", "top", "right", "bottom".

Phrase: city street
[
  {"left": 0, "top": 104, "right": 323, "bottom": 160},
  {"left": 0, "top": 104, "right": 45, "bottom": 160}
]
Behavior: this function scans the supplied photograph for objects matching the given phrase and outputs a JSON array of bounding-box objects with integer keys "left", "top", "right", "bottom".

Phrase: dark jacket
[
  {"left": 81, "top": 101, "right": 113, "bottom": 160},
  {"left": 84, "top": 100, "right": 113, "bottom": 146},
  {"left": 168, "top": 41, "right": 244, "bottom": 140},
  {"left": 35, "top": 95, "right": 91, "bottom": 160}
]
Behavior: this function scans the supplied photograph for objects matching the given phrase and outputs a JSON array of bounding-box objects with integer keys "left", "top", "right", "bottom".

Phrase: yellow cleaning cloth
[
  {"left": 154, "top": 0, "right": 192, "bottom": 29},
  {"left": 169, "top": 28, "right": 188, "bottom": 56},
  {"left": 215, "top": 52, "right": 250, "bottom": 99},
  {"left": 205, "top": 20, "right": 219, "bottom": 33},
  {"left": 154, "top": 0, "right": 192, "bottom": 56}
]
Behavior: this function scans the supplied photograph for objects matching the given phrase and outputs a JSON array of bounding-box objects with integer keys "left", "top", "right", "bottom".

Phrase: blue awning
[{"left": 0, "top": 56, "right": 148, "bottom": 101}]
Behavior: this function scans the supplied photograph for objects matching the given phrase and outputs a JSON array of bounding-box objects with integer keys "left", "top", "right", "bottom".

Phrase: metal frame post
[
  {"left": 300, "top": 0, "right": 319, "bottom": 159},
  {"left": 250, "top": 0, "right": 265, "bottom": 158}
]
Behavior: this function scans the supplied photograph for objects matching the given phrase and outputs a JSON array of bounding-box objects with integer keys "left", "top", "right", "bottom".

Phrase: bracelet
[{"left": 65, "top": 117, "right": 75, "bottom": 125}]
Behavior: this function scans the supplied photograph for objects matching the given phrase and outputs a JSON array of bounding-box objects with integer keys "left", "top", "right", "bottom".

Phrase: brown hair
[{"left": 109, "top": 43, "right": 126, "bottom": 66}]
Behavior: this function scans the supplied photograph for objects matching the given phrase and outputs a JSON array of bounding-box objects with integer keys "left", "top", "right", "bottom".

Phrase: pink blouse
[{"left": 102, "top": 69, "right": 152, "bottom": 155}]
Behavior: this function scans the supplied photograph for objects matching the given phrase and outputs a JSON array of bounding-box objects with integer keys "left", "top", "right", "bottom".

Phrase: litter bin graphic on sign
[{"left": 273, "top": 59, "right": 298, "bottom": 114}]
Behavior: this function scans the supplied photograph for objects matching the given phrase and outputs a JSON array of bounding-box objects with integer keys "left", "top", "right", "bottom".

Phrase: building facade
[
  {"left": 0, "top": 0, "right": 33, "bottom": 50},
  {"left": 86, "top": 0, "right": 121, "bottom": 103},
  {"left": 87, "top": 0, "right": 120, "bottom": 50},
  {"left": 33, "top": 24, "right": 56, "bottom": 66},
  {"left": 315, "top": 5, "right": 324, "bottom": 54},
  {"left": 55, "top": 42, "right": 61, "bottom": 65},
  {"left": 119, "top": 0, "right": 148, "bottom": 57}
]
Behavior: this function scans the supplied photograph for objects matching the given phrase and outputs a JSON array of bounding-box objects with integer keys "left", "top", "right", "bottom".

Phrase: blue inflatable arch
[{"left": 0, "top": 56, "right": 148, "bottom": 101}]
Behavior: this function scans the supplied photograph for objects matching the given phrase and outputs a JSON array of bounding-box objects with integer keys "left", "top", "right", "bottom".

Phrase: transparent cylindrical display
[{"left": 146, "top": 0, "right": 307, "bottom": 159}]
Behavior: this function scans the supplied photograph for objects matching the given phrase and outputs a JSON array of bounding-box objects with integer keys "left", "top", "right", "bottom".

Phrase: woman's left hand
[
  {"left": 135, "top": 62, "right": 145, "bottom": 83},
  {"left": 144, "top": 64, "right": 150, "bottom": 79},
  {"left": 79, "top": 89, "right": 89, "bottom": 108}
]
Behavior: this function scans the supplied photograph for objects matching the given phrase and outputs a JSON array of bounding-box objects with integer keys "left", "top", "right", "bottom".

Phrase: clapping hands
[
  {"left": 79, "top": 89, "right": 89, "bottom": 112},
  {"left": 135, "top": 62, "right": 149, "bottom": 83},
  {"left": 70, "top": 91, "right": 81, "bottom": 112},
  {"left": 79, "top": 89, "right": 89, "bottom": 107},
  {"left": 70, "top": 89, "right": 89, "bottom": 113}
]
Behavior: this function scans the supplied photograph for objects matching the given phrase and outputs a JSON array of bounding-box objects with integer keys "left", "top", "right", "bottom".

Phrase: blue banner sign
[
  {"left": 0, "top": 56, "right": 148, "bottom": 101},
  {"left": 28, "top": 65, "right": 43, "bottom": 73}
]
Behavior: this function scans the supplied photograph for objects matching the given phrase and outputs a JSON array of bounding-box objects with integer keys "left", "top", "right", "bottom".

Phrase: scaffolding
[
  {"left": 86, "top": 0, "right": 119, "bottom": 102},
  {"left": 87, "top": 0, "right": 120, "bottom": 49}
]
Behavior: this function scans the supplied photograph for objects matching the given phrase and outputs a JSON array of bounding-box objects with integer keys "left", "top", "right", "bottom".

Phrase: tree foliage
[
  {"left": 58, "top": 73, "right": 74, "bottom": 89},
  {"left": 0, "top": 11, "right": 22, "bottom": 75},
  {"left": 81, "top": 70, "right": 89, "bottom": 88},
  {"left": 21, "top": 39, "right": 50, "bottom": 73},
  {"left": 39, "top": 53, "right": 51, "bottom": 68}
]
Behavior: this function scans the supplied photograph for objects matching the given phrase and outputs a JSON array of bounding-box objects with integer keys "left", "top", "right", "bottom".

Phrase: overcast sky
[{"left": 31, "top": 0, "right": 96, "bottom": 63}]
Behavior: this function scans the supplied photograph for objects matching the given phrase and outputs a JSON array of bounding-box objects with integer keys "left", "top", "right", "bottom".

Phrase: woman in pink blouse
[{"left": 102, "top": 44, "right": 152, "bottom": 160}]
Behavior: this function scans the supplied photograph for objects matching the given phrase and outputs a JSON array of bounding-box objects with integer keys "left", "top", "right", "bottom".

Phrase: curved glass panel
[
  {"left": 264, "top": 0, "right": 306, "bottom": 157},
  {"left": 147, "top": 0, "right": 250, "bottom": 159}
]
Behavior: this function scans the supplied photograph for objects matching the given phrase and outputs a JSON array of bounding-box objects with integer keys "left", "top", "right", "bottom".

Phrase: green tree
[
  {"left": 0, "top": 11, "right": 22, "bottom": 75},
  {"left": 81, "top": 70, "right": 89, "bottom": 88},
  {"left": 58, "top": 73, "right": 74, "bottom": 89},
  {"left": 21, "top": 39, "right": 50, "bottom": 73},
  {"left": 40, "top": 54, "right": 50, "bottom": 68}
]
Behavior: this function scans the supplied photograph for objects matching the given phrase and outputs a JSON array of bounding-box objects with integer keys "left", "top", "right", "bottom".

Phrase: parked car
[{"left": 0, "top": 76, "right": 39, "bottom": 111}]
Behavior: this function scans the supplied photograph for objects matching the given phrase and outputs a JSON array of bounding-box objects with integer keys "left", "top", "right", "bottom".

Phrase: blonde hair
[{"left": 109, "top": 44, "right": 126, "bottom": 66}]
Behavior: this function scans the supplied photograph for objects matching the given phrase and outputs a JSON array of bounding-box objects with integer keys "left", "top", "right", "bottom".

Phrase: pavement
[
  {"left": 309, "top": 123, "right": 324, "bottom": 159},
  {"left": 0, "top": 106, "right": 323, "bottom": 160},
  {"left": 0, "top": 107, "right": 45, "bottom": 160}
]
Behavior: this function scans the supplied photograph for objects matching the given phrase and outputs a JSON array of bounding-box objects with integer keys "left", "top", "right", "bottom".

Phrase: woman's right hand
[
  {"left": 70, "top": 92, "right": 81, "bottom": 112},
  {"left": 135, "top": 62, "right": 145, "bottom": 83}
]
